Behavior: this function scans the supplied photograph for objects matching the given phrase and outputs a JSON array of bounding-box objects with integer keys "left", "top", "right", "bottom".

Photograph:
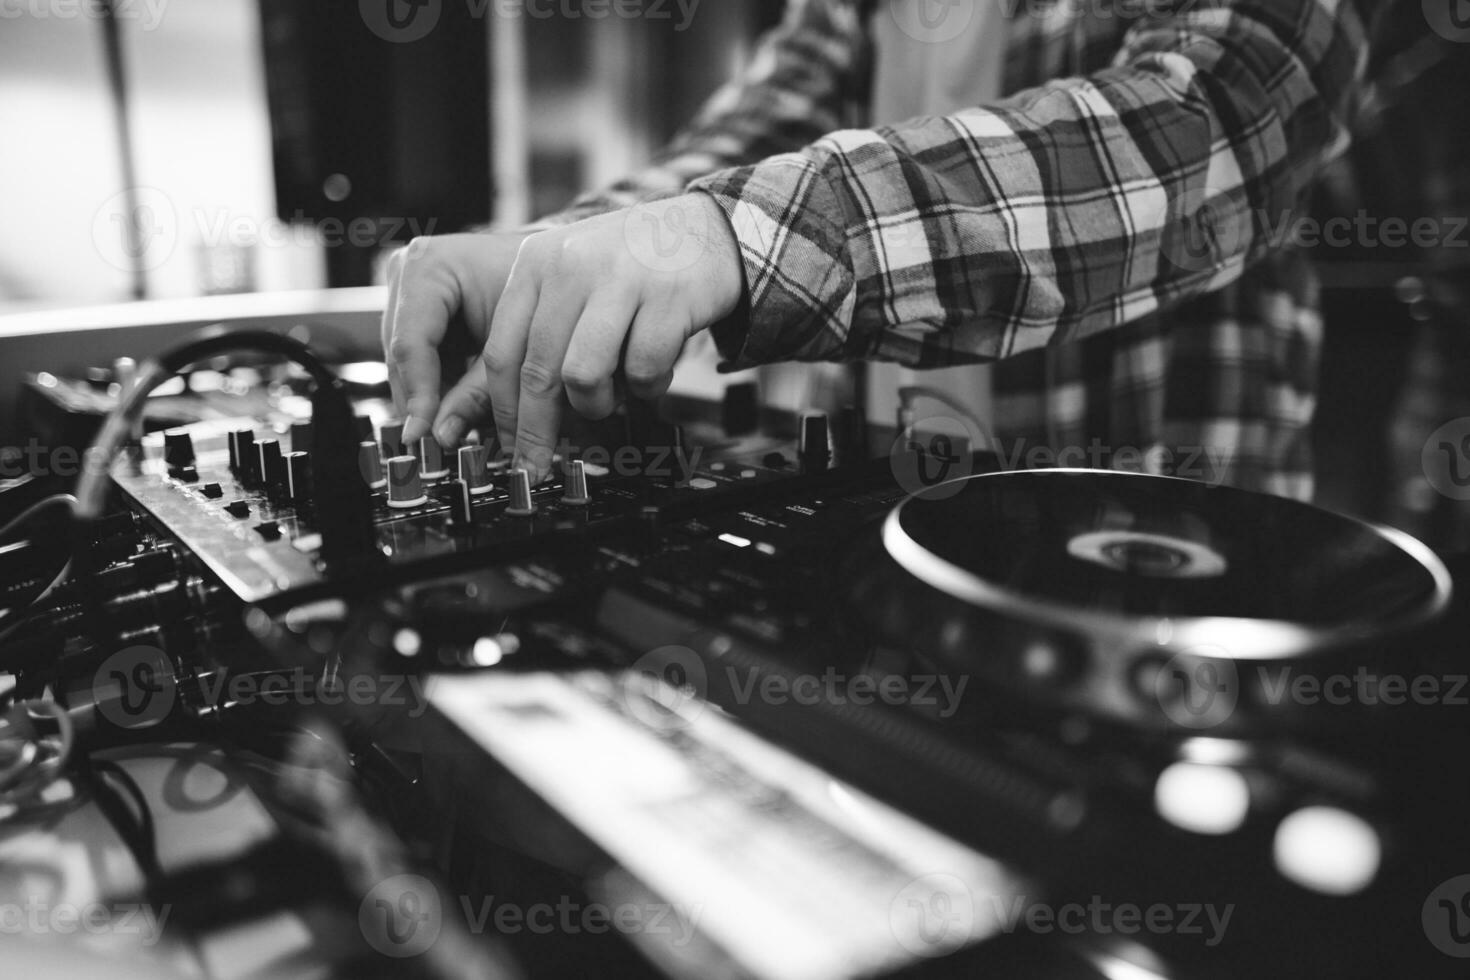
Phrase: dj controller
[{"left": 3, "top": 329, "right": 1468, "bottom": 980}]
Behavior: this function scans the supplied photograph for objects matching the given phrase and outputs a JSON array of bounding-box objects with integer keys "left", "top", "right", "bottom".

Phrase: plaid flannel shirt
[{"left": 540, "top": 0, "right": 1378, "bottom": 499}]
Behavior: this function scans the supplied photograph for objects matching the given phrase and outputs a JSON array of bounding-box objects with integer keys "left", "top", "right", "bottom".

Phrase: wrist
[{"left": 687, "top": 191, "right": 746, "bottom": 324}]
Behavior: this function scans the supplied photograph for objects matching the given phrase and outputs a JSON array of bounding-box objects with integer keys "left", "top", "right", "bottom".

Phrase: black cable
[
  {"left": 88, "top": 758, "right": 161, "bottom": 880},
  {"left": 0, "top": 495, "right": 76, "bottom": 625},
  {"left": 72, "top": 327, "right": 377, "bottom": 642},
  {"left": 95, "top": 0, "right": 147, "bottom": 301}
]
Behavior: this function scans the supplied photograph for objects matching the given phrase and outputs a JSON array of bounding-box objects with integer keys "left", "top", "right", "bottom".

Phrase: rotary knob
[
  {"left": 256, "top": 439, "right": 286, "bottom": 498},
  {"left": 290, "top": 419, "right": 313, "bottom": 454},
  {"left": 505, "top": 468, "right": 536, "bottom": 517},
  {"left": 387, "top": 455, "right": 427, "bottom": 509},
  {"left": 447, "top": 478, "right": 475, "bottom": 530},
  {"left": 285, "top": 451, "right": 312, "bottom": 504},
  {"left": 163, "top": 429, "right": 195, "bottom": 469},
  {"left": 799, "top": 411, "right": 831, "bottom": 473},
  {"left": 561, "top": 459, "right": 591, "bottom": 506},
  {"left": 380, "top": 419, "right": 406, "bottom": 459},
  {"left": 416, "top": 436, "right": 449, "bottom": 480},
  {"left": 458, "top": 445, "right": 492, "bottom": 494},
  {"left": 231, "top": 429, "right": 257, "bottom": 483},
  {"left": 359, "top": 441, "right": 386, "bottom": 489}
]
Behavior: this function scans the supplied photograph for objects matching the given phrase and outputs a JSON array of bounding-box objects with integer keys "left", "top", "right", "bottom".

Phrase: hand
[
  {"left": 387, "top": 193, "right": 745, "bottom": 484},
  {"left": 380, "top": 230, "right": 531, "bottom": 449}
]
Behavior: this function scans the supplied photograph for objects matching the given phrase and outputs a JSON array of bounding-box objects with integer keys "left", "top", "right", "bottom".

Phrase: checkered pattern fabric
[{"left": 541, "top": 0, "right": 1380, "bottom": 499}]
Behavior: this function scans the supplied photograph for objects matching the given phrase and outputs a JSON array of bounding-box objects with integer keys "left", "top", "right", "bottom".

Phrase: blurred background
[
  {"left": 0, "top": 0, "right": 783, "bottom": 302},
  {"left": 1, "top": 0, "right": 1469, "bottom": 546}
]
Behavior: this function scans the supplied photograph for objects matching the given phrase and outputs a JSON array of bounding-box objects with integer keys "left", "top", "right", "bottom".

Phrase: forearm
[{"left": 692, "top": 0, "right": 1373, "bottom": 370}]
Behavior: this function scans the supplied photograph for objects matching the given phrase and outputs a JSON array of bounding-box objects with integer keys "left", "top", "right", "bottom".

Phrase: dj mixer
[{"left": 3, "top": 329, "right": 1467, "bottom": 980}]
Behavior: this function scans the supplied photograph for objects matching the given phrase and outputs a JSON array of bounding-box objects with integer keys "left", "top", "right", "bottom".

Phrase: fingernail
[
  {"left": 401, "top": 415, "right": 429, "bottom": 444},
  {"left": 435, "top": 416, "right": 465, "bottom": 449}
]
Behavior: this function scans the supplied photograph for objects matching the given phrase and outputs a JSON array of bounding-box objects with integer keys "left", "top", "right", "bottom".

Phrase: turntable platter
[
  {"left": 885, "top": 469, "right": 1446, "bottom": 628},
  {"left": 853, "top": 470, "right": 1454, "bottom": 733}
]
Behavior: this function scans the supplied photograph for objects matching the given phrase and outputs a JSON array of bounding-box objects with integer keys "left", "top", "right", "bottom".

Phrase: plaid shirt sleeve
[
  {"left": 687, "top": 0, "right": 1373, "bottom": 371},
  {"left": 533, "top": 0, "right": 870, "bottom": 228}
]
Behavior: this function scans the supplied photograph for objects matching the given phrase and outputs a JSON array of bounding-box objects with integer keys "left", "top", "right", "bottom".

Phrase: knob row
[{"left": 231, "top": 424, "right": 596, "bottom": 514}]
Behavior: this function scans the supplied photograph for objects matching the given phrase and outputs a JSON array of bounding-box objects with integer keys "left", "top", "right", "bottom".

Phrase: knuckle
[
  {"left": 561, "top": 362, "right": 604, "bottom": 393},
  {"left": 556, "top": 235, "right": 590, "bottom": 265},
  {"left": 481, "top": 343, "right": 514, "bottom": 377},
  {"left": 519, "top": 360, "right": 562, "bottom": 397},
  {"left": 403, "top": 236, "right": 434, "bottom": 263},
  {"left": 386, "top": 334, "right": 419, "bottom": 366},
  {"left": 454, "top": 383, "right": 494, "bottom": 418}
]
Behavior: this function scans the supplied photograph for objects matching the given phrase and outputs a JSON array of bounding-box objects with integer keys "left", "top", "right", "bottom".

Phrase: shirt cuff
[{"left": 688, "top": 161, "right": 857, "bottom": 372}]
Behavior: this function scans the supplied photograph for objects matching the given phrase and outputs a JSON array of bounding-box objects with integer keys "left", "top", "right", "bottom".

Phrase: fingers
[
  {"left": 623, "top": 300, "right": 687, "bottom": 401},
  {"left": 481, "top": 244, "right": 542, "bottom": 455},
  {"left": 384, "top": 238, "right": 457, "bottom": 445},
  {"left": 507, "top": 284, "right": 588, "bottom": 482},
  {"left": 562, "top": 286, "right": 640, "bottom": 421},
  {"left": 380, "top": 248, "right": 407, "bottom": 413},
  {"left": 433, "top": 358, "right": 494, "bottom": 450}
]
